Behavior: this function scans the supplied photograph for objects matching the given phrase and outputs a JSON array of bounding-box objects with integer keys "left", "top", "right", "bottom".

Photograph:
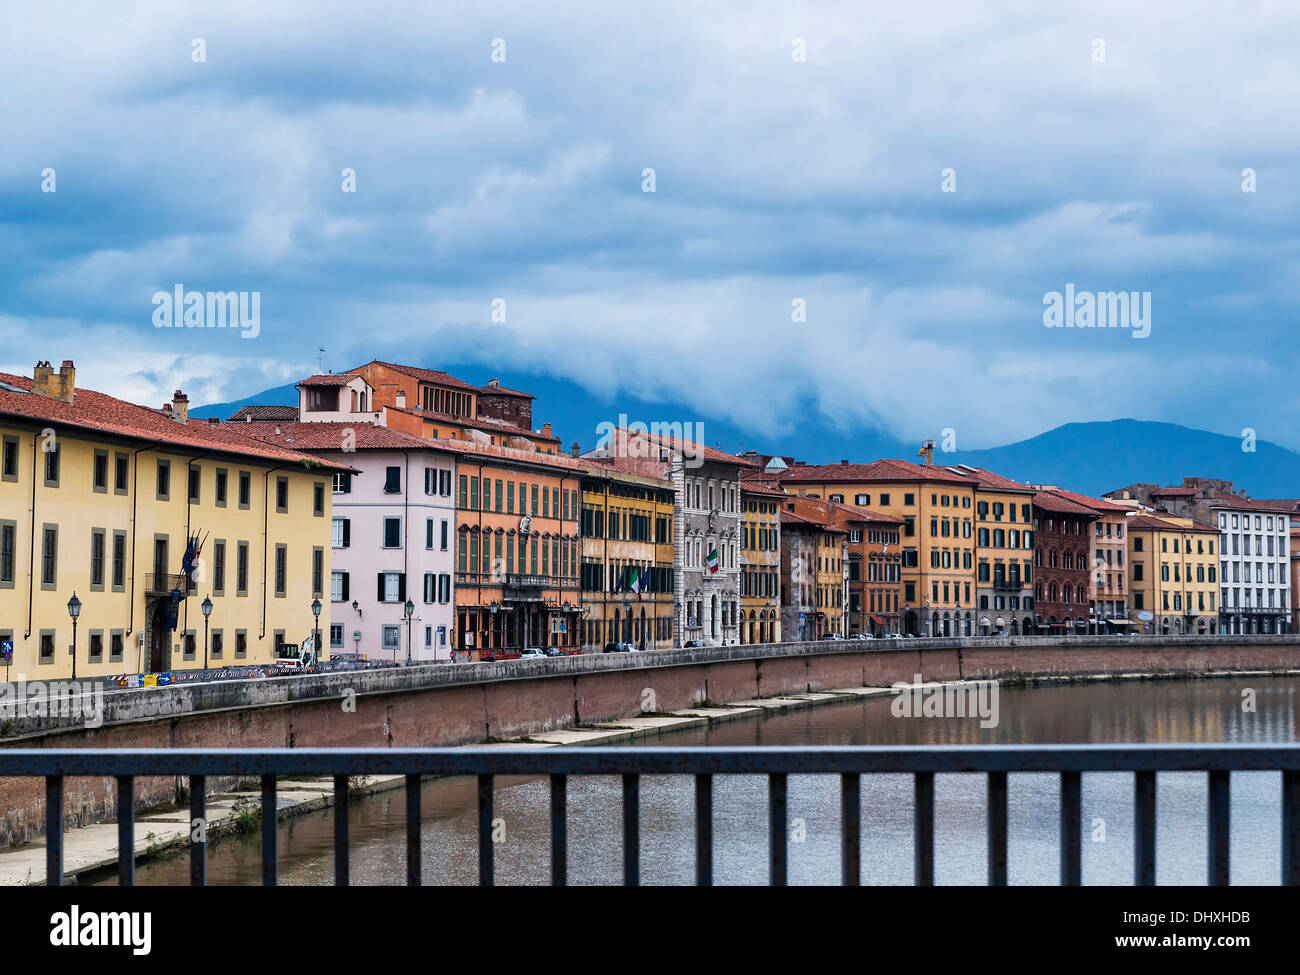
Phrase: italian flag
[
  {"left": 707, "top": 547, "right": 719, "bottom": 573},
  {"left": 628, "top": 566, "right": 643, "bottom": 594}
]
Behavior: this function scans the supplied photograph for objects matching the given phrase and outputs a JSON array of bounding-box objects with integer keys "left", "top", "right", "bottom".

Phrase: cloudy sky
[{"left": 2, "top": 0, "right": 1298, "bottom": 450}]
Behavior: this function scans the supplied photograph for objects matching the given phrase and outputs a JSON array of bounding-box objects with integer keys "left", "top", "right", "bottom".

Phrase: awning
[
  {"left": 1107, "top": 618, "right": 1133, "bottom": 626},
  {"left": 869, "top": 615, "right": 886, "bottom": 625}
]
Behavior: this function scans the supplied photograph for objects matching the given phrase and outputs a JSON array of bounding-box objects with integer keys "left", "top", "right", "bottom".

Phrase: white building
[{"left": 1213, "top": 498, "right": 1292, "bottom": 634}]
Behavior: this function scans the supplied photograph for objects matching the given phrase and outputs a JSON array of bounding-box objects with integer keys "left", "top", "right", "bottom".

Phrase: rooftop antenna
[{"left": 317, "top": 347, "right": 326, "bottom": 374}]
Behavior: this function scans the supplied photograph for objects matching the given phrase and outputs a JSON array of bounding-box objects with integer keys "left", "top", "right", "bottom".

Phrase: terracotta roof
[
  {"left": 244, "top": 422, "right": 446, "bottom": 452},
  {"left": 228, "top": 405, "right": 299, "bottom": 421},
  {"left": 479, "top": 382, "right": 534, "bottom": 398},
  {"left": 1049, "top": 488, "right": 1133, "bottom": 513},
  {"left": 779, "top": 458, "right": 976, "bottom": 485},
  {"left": 1032, "top": 490, "right": 1101, "bottom": 517},
  {"left": 1150, "top": 486, "right": 1198, "bottom": 496},
  {"left": 740, "top": 479, "right": 789, "bottom": 498},
  {"left": 296, "top": 374, "right": 353, "bottom": 387},
  {"left": 387, "top": 404, "right": 559, "bottom": 441},
  {"left": 432, "top": 437, "right": 591, "bottom": 474},
  {"left": 1249, "top": 498, "right": 1300, "bottom": 512},
  {"left": 780, "top": 508, "right": 835, "bottom": 530},
  {"left": 1209, "top": 493, "right": 1296, "bottom": 514},
  {"left": 347, "top": 360, "right": 480, "bottom": 392},
  {"left": 941, "top": 465, "right": 1034, "bottom": 493},
  {"left": 0, "top": 372, "right": 350, "bottom": 471},
  {"left": 594, "top": 427, "right": 757, "bottom": 469},
  {"left": 1128, "top": 514, "right": 1219, "bottom": 533}
]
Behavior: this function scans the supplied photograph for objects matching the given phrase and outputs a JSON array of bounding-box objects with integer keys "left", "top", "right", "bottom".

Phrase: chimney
[
  {"left": 171, "top": 390, "right": 188, "bottom": 423},
  {"left": 542, "top": 422, "right": 553, "bottom": 439},
  {"left": 274, "top": 424, "right": 282, "bottom": 436},
  {"left": 571, "top": 441, "right": 580, "bottom": 458},
  {"left": 840, "top": 459, "right": 848, "bottom": 466},
  {"left": 32, "top": 360, "right": 76, "bottom": 403},
  {"left": 487, "top": 378, "right": 500, "bottom": 387},
  {"left": 207, "top": 417, "right": 220, "bottom": 425},
  {"left": 395, "top": 390, "right": 406, "bottom": 409}
]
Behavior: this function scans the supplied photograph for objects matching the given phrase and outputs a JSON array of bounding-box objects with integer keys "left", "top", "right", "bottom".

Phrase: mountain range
[{"left": 192, "top": 367, "right": 1300, "bottom": 500}]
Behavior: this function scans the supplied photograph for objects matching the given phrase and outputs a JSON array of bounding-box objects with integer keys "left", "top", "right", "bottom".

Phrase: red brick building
[{"left": 1032, "top": 490, "right": 1099, "bottom": 634}]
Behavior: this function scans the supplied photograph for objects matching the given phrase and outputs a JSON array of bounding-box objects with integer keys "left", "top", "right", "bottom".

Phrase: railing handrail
[{"left": 7, "top": 743, "right": 1300, "bottom": 776}]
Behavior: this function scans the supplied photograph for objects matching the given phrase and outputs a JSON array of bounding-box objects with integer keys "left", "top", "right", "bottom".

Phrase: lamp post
[
  {"left": 201, "top": 595, "right": 213, "bottom": 669},
  {"left": 67, "top": 592, "right": 81, "bottom": 680},
  {"left": 489, "top": 601, "right": 499, "bottom": 654},
  {"left": 311, "top": 597, "right": 322, "bottom": 666},
  {"left": 403, "top": 598, "right": 414, "bottom": 665}
]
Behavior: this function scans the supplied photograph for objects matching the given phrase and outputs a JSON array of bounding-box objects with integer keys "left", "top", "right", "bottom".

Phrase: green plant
[{"left": 231, "top": 795, "right": 262, "bottom": 834}]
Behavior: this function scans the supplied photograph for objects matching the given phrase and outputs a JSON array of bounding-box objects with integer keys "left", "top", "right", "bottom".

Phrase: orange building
[{"left": 442, "top": 440, "right": 586, "bottom": 658}]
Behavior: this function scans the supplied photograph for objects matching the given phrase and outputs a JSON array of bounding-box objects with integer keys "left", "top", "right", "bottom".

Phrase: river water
[{"left": 102, "top": 676, "right": 1299, "bottom": 885}]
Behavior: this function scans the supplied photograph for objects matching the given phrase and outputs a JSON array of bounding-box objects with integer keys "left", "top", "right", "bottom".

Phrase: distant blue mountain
[{"left": 193, "top": 373, "right": 1300, "bottom": 499}]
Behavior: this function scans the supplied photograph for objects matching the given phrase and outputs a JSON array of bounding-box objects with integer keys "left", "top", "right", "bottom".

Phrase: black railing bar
[
  {"left": 769, "top": 773, "right": 788, "bottom": 886},
  {"left": 988, "top": 770, "right": 1008, "bottom": 886},
  {"left": 550, "top": 774, "right": 567, "bottom": 887},
  {"left": 1284, "top": 770, "right": 1299, "bottom": 887},
  {"left": 915, "top": 771, "right": 934, "bottom": 886},
  {"left": 189, "top": 773, "right": 206, "bottom": 887},
  {"left": 46, "top": 775, "right": 63, "bottom": 887},
  {"left": 117, "top": 775, "right": 134, "bottom": 887},
  {"left": 695, "top": 773, "right": 713, "bottom": 887},
  {"left": 261, "top": 774, "right": 276, "bottom": 887},
  {"left": 841, "top": 773, "right": 861, "bottom": 887},
  {"left": 334, "top": 775, "right": 349, "bottom": 887},
  {"left": 1207, "top": 770, "right": 1230, "bottom": 886},
  {"left": 1059, "top": 770, "right": 1082, "bottom": 886},
  {"left": 1135, "top": 770, "right": 1157, "bottom": 886},
  {"left": 477, "top": 774, "right": 493, "bottom": 888},
  {"left": 405, "top": 774, "right": 422, "bottom": 887},
  {"left": 4, "top": 744, "right": 1298, "bottom": 777},
  {"left": 622, "top": 773, "right": 640, "bottom": 887}
]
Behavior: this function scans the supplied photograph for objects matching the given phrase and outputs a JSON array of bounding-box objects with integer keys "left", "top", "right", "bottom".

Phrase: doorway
[{"left": 149, "top": 601, "right": 169, "bottom": 673}]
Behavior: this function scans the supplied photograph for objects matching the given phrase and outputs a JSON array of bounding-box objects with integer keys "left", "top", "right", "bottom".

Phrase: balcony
[
  {"left": 991, "top": 578, "right": 1027, "bottom": 590},
  {"left": 144, "top": 573, "right": 196, "bottom": 596}
]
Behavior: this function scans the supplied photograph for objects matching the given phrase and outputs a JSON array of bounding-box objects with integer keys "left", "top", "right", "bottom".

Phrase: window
[
  {"left": 384, "top": 466, "right": 401, "bottom": 494},
  {"left": 184, "top": 630, "right": 197, "bottom": 661},
  {"left": 379, "top": 572, "right": 405, "bottom": 603},
  {"left": 331, "top": 571, "right": 349, "bottom": 602},
  {"left": 215, "top": 468, "right": 228, "bottom": 506},
  {"left": 235, "top": 630, "right": 248, "bottom": 658},
  {"left": 44, "top": 444, "right": 60, "bottom": 487},
  {"left": 275, "top": 545, "right": 287, "bottom": 596},
  {"left": 237, "top": 541, "right": 249, "bottom": 595},
  {"left": 333, "top": 472, "right": 352, "bottom": 494},
  {"left": 333, "top": 517, "right": 349, "bottom": 548},
  {"left": 382, "top": 626, "right": 401, "bottom": 650},
  {"left": 1, "top": 436, "right": 17, "bottom": 482},
  {"left": 213, "top": 540, "right": 226, "bottom": 594},
  {"left": 383, "top": 517, "right": 402, "bottom": 548},
  {"left": 276, "top": 476, "right": 289, "bottom": 513},
  {"left": 114, "top": 453, "right": 129, "bottom": 494},
  {"left": 441, "top": 520, "right": 449, "bottom": 551},
  {"left": 40, "top": 630, "right": 55, "bottom": 664},
  {"left": 93, "top": 450, "right": 108, "bottom": 492},
  {"left": 110, "top": 630, "right": 124, "bottom": 662},
  {"left": 330, "top": 624, "right": 343, "bottom": 648},
  {"left": 112, "top": 531, "right": 126, "bottom": 591},
  {"left": 211, "top": 630, "right": 223, "bottom": 659},
  {"left": 312, "top": 547, "right": 324, "bottom": 598},
  {"left": 90, "top": 529, "right": 105, "bottom": 590},
  {"left": 313, "top": 482, "right": 325, "bottom": 517},
  {"left": 239, "top": 471, "right": 251, "bottom": 509},
  {"left": 41, "top": 525, "right": 58, "bottom": 589},
  {"left": 156, "top": 459, "right": 170, "bottom": 500},
  {"left": 0, "top": 521, "right": 15, "bottom": 588}
]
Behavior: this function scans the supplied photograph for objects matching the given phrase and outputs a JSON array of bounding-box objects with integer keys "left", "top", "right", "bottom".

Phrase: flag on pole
[
  {"left": 629, "top": 566, "right": 644, "bottom": 600},
  {"left": 707, "top": 547, "right": 719, "bottom": 573}
]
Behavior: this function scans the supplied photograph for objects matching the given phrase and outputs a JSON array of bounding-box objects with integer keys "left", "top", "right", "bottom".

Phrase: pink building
[{"left": 246, "top": 422, "right": 457, "bottom": 662}]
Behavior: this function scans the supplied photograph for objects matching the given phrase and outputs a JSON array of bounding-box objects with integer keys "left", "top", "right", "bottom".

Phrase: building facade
[
  {"left": 0, "top": 362, "right": 342, "bottom": 677},
  {"left": 962, "top": 467, "right": 1036, "bottom": 636},
  {"left": 739, "top": 480, "right": 784, "bottom": 644},
  {"left": 1031, "top": 490, "right": 1098, "bottom": 634},
  {"left": 577, "top": 464, "right": 674, "bottom": 651},
  {"left": 246, "top": 421, "right": 457, "bottom": 662},
  {"left": 1046, "top": 489, "right": 1132, "bottom": 633},
  {"left": 1126, "top": 515, "right": 1219, "bottom": 634},
  {"left": 779, "top": 459, "right": 978, "bottom": 637}
]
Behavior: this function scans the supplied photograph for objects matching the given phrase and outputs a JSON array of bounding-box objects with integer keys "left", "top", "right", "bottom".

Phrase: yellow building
[
  {"left": 0, "top": 361, "right": 344, "bottom": 678},
  {"left": 780, "top": 458, "right": 977, "bottom": 637},
  {"left": 740, "top": 479, "right": 784, "bottom": 643},
  {"left": 1127, "top": 514, "right": 1220, "bottom": 635},
  {"left": 959, "top": 466, "right": 1037, "bottom": 636},
  {"left": 578, "top": 462, "right": 674, "bottom": 650}
]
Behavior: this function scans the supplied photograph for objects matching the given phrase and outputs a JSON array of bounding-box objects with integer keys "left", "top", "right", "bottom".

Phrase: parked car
[
  {"left": 480, "top": 652, "right": 497, "bottom": 662},
  {"left": 543, "top": 647, "right": 564, "bottom": 657},
  {"left": 520, "top": 647, "right": 546, "bottom": 658},
  {"left": 683, "top": 640, "right": 705, "bottom": 648},
  {"left": 603, "top": 642, "right": 636, "bottom": 653},
  {"left": 825, "top": 633, "right": 845, "bottom": 641}
]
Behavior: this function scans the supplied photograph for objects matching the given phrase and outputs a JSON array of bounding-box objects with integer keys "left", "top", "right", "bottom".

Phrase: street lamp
[
  {"left": 201, "top": 595, "right": 213, "bottom": 669},
  {"left": 66, "top": 592, "right": 81, "bottom": 680},
  {"left": 403, "top": 598, "right": 415, "bottom": 665},
  {"left": 311, "top": 597, "right": 322, "bottom": 666}
]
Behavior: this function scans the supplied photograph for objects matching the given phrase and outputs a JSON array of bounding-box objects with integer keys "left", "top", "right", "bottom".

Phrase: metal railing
[{"left": 8, "top": 744, "right": 1299, "bottom": 887}]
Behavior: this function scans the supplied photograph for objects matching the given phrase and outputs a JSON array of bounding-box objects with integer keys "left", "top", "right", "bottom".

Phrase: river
[{"left": 100, "top": 675, "right": 1299, "bottom": 885}]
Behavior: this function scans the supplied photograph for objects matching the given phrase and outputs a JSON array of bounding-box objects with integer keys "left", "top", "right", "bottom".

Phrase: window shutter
[
  {"left": 342, "top": 573, "right": 350, "bottom": 602},
  {"left": 341, "top": 473, "right": 352, "bottom": 494},
  {"left": 378, "top": 573, "right": 385, "bottom": 602},
  {"left": 342, "top": 519, "right": 351, "bottom": 548},
  {"left": 397, "top": 573, "right": 406, "bottom": 603}
]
